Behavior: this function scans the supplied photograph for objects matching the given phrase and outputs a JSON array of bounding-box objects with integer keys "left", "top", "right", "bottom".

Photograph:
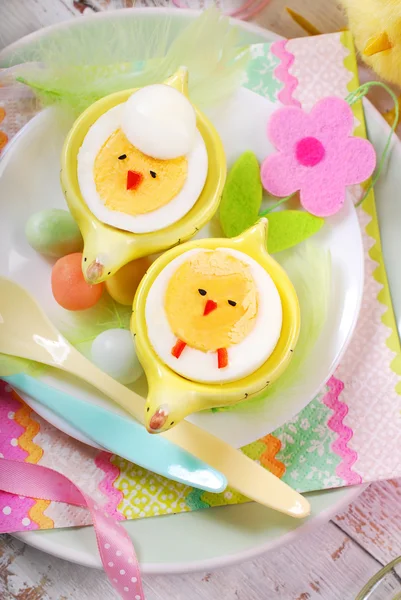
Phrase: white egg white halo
[
  {"left": 77, "top": 103, "right": 208, "bottom": 234},
  {"left": 122, "top": 84, "right": 197, "bottom": 160},
  {"left": 145, "top": 248, "right": 283, "bottom": 384}
]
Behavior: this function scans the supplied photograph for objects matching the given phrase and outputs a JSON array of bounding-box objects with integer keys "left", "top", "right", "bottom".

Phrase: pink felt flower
[{"left": 261, "top": 97, "right": 376, "bottom": 217}]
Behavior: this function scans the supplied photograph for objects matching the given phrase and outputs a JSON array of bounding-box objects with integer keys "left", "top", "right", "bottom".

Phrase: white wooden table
[{"left": 1, "top": 2, "right": 401, "bottom": 598}]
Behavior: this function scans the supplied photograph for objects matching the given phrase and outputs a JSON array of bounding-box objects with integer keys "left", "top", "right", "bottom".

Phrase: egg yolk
[
  {"left": 94, "top": 128, "right": 188, "bottom": 216},
  {"left": 164, "top": 251, "right": 258, "bottom": 352}
]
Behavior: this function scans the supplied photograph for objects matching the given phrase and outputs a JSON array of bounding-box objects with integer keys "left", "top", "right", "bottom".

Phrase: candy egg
[
  {"left": 91, "top": 328, "right": 143, "bottom": 384},
  {"left": 26, "top": 209, "right": 83, "bottom": 258},
  {"left": 51, "top": 252, "right": 104, "bottom": 311},
  {"left": 105, "top": 257, "right": 151, "bottom": 306}
]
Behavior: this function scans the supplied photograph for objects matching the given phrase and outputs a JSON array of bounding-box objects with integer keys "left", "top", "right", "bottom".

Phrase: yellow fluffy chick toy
[{"left": 340, "top": 0, "right": 401, "bottom": 85}]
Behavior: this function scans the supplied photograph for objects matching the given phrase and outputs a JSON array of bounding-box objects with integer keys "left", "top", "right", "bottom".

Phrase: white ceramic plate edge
[
  {"left": 14, "top": 484, "right": 365, "bottom": 574},
  {"left": 0, "top": 8, "right": 281, "bottom": 64}
]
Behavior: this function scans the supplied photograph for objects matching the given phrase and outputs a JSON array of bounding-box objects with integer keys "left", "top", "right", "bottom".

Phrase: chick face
[
  {"left": 164, "top": 251, "right": 258, "bottom": 353},
  {"left": 77, "top": 83, "right": 208, "bottom": 236},
  {"left": 94, "top": 128, "right": 188, "bottom": 216},
  {"left": 144, "top": 244, "right": 283, "bottom": 385}
]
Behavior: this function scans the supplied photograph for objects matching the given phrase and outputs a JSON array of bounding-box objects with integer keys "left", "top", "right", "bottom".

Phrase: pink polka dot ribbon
[{"left": 0, "top": 458, "right": 145, "bottom": 600}]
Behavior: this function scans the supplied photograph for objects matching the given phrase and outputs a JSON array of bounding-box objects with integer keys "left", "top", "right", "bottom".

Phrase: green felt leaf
[
  {"left": 57, "top": 294, "right": 132, "bottom": 359},
  {"left": 219, "top": 151, "right": 262, "bottom": 238},
  {"left": 266, "top": 210, "right": 324, "bottom": 254}
]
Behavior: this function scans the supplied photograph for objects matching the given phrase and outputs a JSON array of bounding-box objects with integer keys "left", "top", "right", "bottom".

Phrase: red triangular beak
[
  {"left": 203, "top": 299, "right": 217, "bottom": 316},
  {"left": 126, "top": 170, "right": 143, "bottom": 190}
]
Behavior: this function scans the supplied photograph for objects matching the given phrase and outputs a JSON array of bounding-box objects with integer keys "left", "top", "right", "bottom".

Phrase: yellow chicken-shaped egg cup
[
  {"left": 132, "top": 219, "right": 300, "bottom": 433},
  {"left": 60, "top": 68, "right": 226, "bottom": 284}
]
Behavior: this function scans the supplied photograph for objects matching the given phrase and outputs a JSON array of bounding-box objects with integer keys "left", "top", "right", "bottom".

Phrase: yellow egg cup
[
  {"left": 60, "top": 68, "right": 226, "bottom": 284},
  {"left": 132, "top": 219, "right": 301, "bottom": 433}
]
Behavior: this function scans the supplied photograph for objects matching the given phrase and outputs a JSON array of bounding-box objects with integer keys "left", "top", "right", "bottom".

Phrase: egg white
[
  {"left": 122, "top": 84, "right": 197, "bottom": 159},
  {"left": 77, "top": 104, "right": 208, "bottom": 234},
  {"left": 145, "top": 248, "right": 283, "bottom": 384}
]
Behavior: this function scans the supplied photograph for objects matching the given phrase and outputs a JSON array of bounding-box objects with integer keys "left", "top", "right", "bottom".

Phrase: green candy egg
[{"left": 25, "top": 209, "right": 83, "bottom": 258}]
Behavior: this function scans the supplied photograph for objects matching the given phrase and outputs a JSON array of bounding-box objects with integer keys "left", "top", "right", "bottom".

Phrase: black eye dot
[
  {"left": 198, "top": 288, "right": 207, "bottom": 296},
  {"left": 84, "top": 257, "right": 87, "bottom": 262},
  {"left": 150, "top": 170, "right": 157, "bottom": 178},
  {"left": 228, "top": 300, "right": 237, "bottom": 307},
  {"left": 147, "top": 407, "right": 150, "bottom": 412},
  {"left": 108, "top": 272, "right": 111, "bottom": 275},
  {"left": 118, "top": 154, "right": 127, "bottom": 160},
  {"left": 170, "top": 421, "right": 175, "bottom": 426}
]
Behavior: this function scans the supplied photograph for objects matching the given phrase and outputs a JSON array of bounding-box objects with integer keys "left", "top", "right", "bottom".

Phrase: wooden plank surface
[
  {"left": 4, "top": 488, "right": 398, "bottom": 600},
  {"left": 335, "top": 481, "right": 401, "bottom": 567},
  {"left": 0, "top": 0, "right": 74, "bottom": 49},
  {"left": 1, "top": 1, "right": 401, "bottom": 599},
  {"left": 0, "top": 0, "right": 348, "bottom": 51},
  {"left": 1, "top": 518, "right": 401, "bottom": 600}
]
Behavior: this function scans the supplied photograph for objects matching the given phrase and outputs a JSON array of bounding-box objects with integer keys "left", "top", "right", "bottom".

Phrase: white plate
[
  {"left": 2, "top": 7, "right": 394, "bottom": 573},
  {"left": 14, "top": 485, "right": 364, "bottom": 575},
  {"left": 0, "top": 85, "right": 363, "bottom": 449}
]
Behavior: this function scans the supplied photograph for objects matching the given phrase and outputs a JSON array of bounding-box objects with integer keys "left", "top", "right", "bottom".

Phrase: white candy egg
[
  {"left": 121, "top": 84, "right": 197, "bottom": 159},
  {"left": 91, "top": 329, "right": 143, "bottom": 385}
]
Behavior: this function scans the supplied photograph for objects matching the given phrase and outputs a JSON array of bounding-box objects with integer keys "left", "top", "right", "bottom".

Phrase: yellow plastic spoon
[{"left": 0, "top": 277, "right": 310, "bottom": 518}]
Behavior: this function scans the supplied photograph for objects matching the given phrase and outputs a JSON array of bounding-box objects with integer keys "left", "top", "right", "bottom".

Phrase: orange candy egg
[{"left": 51, "top": 252, "right": 104, "bottom": 311}]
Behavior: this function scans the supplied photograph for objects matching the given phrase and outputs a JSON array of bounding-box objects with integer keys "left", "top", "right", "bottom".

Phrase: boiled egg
[
  {"left": 77, "top": 85, "right": 208, "bottom": 234},
  {"left": 145, "top": 248, "right": 283, "bottom": 384}
]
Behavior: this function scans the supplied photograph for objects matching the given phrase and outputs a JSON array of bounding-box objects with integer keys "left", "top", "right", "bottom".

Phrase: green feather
[
  {"left": 266, "top": 211, "right": 325, "bottom": 254},
  {"left": 265, "top": 242, "right": 331, "bottom": 396},
  {"left": 219, "top": 151, "right": 262, "bottom": 238},
  {"left": 57, "top": 294, "right": 132, "bottom": 360},
  {"left": 5, "top": 9, "right": 249, "bottom": 115},
  {"left": 214, "top": 241, "right": 331, "bottom": 413}
]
